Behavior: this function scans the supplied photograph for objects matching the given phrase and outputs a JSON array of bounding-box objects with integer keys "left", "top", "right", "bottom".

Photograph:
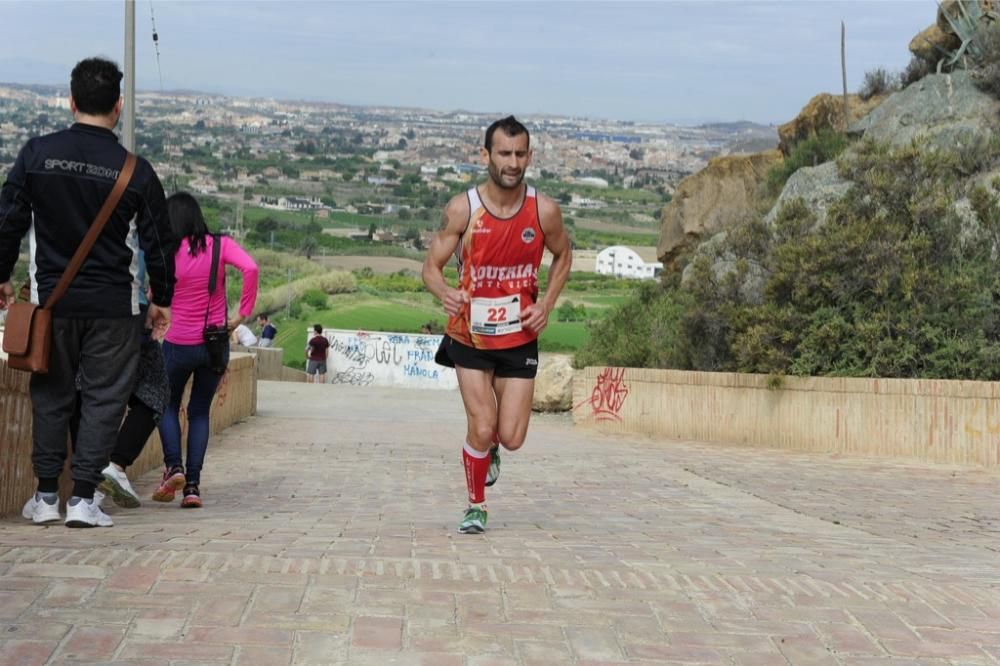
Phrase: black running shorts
[{"left": 435, "top": 335, "right": 539, "bottom": 379}]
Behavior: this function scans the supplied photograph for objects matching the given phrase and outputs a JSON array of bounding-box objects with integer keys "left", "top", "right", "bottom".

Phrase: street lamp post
[{"left": 122, "top": 0, "right": 136, "bottom": 151}]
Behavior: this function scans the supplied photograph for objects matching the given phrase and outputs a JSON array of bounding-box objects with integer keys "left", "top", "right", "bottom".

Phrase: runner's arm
[
  {"left": 422, "top": 194, "right": 471, "bottom": 317},
  {"left": 522, "top": 194, "right": 572, "bottom": 334}
]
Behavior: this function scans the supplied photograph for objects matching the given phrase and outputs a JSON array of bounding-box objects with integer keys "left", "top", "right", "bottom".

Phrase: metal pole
[
  {"left": 123, "top": 0, "right": 136, "bottom": 151},
  {"left": 841, "top": 21, "right": 849, "bottom": 132}
]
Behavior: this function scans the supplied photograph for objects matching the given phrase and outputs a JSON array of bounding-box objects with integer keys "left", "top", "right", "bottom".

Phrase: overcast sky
[{"left": 0, "top": 1, "right": 932, "bottom": 125}]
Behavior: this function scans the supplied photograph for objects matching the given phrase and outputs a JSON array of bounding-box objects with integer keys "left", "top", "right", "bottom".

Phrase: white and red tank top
[{"left": 446, "top": 185, "right": 545, "bottom": 350}]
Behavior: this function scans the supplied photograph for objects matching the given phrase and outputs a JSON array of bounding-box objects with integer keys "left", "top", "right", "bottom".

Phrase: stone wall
[
  {"left": 0, "top": 352, "right": 257, "bottom": 518},
  {"left": 573, "top": 367, "right": 1000, "bottom": 467}
]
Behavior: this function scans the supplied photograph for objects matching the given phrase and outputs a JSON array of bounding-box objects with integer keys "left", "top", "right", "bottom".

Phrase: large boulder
[
  {"left": 849, "top": 71, "right": 999, "bottom": 152},
  {"left": 778, "top": 93, "right": 885, "bottom": 155},
  {"left": 680, "top": 230, "right": 769, "bottom": 305},
  {"left": 764, "top": 161, "right": 852, "bottom": 228},
  {"left": 657, "top": 150, "right": 783, "bottom": 267},
  {"left": 533, "top": 353, "right": 573, "bottom": 412},
  {"left": 937, "top": 0, "right": 995, "bottom": 33},
  {"left": 909, "top": 23, "right": 961, "bottom": 63}
]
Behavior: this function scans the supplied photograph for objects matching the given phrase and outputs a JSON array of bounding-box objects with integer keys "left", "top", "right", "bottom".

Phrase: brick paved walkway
[{"left": 1, "top": 380, "right": 999, "bottom": 665}]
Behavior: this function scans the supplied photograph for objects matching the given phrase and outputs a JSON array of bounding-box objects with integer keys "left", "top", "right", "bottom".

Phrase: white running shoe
[
  {"left": 21, "top": 493, "right": 61, "bottom": 524},
  {"left": 65, "top": 496, "right": 113, "bottom": 528},
  {"left": 100, "top": 464, "right": 141, "bottom": 508}
]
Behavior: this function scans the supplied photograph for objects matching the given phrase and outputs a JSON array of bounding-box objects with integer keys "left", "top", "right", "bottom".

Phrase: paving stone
[
  {"left": 0, "top": 382, "right": 997, "bottom": 665},
  {"left": 0, "top": 639, "right": 59, "bottom": 665},
  {"left": 350, "top": 616, "right": 403, "bottom": 649}
]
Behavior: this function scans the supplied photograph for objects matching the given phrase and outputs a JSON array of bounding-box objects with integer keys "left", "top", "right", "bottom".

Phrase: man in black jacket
[{"left": 0, "top": 57, "right": 176, "bottom": 528}]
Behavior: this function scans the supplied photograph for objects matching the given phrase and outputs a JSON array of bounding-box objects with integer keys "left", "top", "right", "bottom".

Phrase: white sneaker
[
  {"left": 65, "top": 496, "right": 113, "bottom": 528},
  {"left": 21, "top": 493, "right": 61, "bottom": 524},
  {"left": 100, "top": 464, "right": 141, "bottom": 508}
]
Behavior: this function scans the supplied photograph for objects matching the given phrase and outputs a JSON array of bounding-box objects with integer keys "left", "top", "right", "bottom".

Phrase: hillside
[{"left": 577, "top": 4, "right": 1000, "bottom": 379}]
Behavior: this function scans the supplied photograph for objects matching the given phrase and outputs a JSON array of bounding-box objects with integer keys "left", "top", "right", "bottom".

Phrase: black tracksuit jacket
[{"left": 0, "top": 122, "right": 175, "bottom": 318}]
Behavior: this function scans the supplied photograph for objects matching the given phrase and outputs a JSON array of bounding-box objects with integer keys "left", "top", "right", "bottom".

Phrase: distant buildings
[{"left": 595, "top": 245, "right": 663, "bottom": 280}]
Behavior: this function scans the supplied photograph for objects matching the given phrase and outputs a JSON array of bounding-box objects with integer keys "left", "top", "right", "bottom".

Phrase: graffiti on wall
[
  {"left": 320, "top": 329, "right": 458, "bottom": 390},
  {"left": 589, "top": 367, "right": 629, "bottom": 421}
]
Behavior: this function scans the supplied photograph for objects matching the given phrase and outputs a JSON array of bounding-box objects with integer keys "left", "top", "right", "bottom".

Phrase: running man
[{"left": 422, "top": 115, "right": 571, "bottom": 534}]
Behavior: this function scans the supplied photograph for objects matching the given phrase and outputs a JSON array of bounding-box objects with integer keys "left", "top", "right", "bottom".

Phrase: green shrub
[
  {"left": 901, "top": 56, "right": 933, "bottom": 88},
  {"left": 253, "top": 269, "right": 355, "bottom": 316},
  {"left": 765, "top": 129, "right": 850, "bottom": 196},
  {"left": 858, "top": 67, "right": 898, "bottom": 100},
  {"left": 680, "top": 138, "right": 1000, "bottom": 379},
  {"left": 301, "top": 288, "right": 328, "bottom": 309},
  {"left": 972, "top": 23, "right": 1000, "bottom": 98},
  {"left": 573, "top": 281, "right": 690, "bottom": 369}
]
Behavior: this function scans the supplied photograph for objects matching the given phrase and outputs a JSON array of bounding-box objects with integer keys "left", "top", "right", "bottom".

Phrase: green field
[{"left": 271, "top": 293, "right": 591, "bottom": 368}]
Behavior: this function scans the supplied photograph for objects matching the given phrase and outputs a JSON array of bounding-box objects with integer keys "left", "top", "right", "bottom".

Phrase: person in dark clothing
[
  {"left": 0, "top": 57, "right": 176, "bottom": 528},
  {"left": 306, "top": 323, "right": 330, "bottom": 383},
  {"left": 257, "top": 313, "right": 277, "bottom": 347}
]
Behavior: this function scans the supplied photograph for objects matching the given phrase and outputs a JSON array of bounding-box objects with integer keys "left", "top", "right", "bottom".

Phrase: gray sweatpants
[{"left": 29, "top": 316, "right": 142, "bottom": 492}]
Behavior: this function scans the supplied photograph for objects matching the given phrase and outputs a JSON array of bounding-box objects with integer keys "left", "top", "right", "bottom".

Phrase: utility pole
[
  {"left": 236, "top": 187, "right": 245, "bottom": 238},
  {"left": 841, "top": 21, "right": 849, "bottom": 132},
  {"left": 123, "top": 0, "right": 136, "bottom": 151},
  {"left": 286, "top": 267, "right": 292, "bottom": 319}
]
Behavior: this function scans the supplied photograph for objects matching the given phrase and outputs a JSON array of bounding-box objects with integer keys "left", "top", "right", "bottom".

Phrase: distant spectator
[
  {"left": 257, "top": 313, "right": 277, "bottom": 347},
  {"left": 306, "top": 323, "right": 330, "bottom": 383},
  {"left": 231, "top": 322, "right": 257, "bottom": 347}
]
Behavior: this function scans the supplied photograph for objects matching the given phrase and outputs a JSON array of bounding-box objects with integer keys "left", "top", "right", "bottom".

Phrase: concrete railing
[
  {"left": 573, "top": 367, "right": 1000, "bottom": 468},
  {"left": 0, "top": 352, "right": 257, "bottom": 518}
]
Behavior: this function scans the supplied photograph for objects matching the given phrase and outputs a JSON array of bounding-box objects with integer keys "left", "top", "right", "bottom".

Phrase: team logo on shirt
[{"left": 521, "top": 228, "right": 536, "bottom": 244}]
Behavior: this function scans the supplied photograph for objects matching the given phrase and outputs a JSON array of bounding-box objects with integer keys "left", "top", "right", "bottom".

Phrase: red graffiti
[{"left": 590, "top": 367, "right": 629, "bottom": 421}]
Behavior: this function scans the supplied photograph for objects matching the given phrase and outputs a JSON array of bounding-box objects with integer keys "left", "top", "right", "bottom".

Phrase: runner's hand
[
  {"left": 521, "top": 301, "right": 552, "bottom": 334},
  {"left": 442, "top": 287, "right": 470, "bottom": 317},
  {"left": 147, "top": 305, "right": 171, "bottom": 341},
  {"left": 0, "top": 281, "right": 13, "bottom": 309},
  {"left": 228, "top": 315, "right": 243, "bottom": 331}
]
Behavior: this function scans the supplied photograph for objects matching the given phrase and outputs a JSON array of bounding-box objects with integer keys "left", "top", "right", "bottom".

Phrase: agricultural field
[{"left": 268, "top": 285, "right": 631, "bottom": 369}]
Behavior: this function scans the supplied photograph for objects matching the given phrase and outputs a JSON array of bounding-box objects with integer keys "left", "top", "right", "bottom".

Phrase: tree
[
  {"left": 368, "top": 223, "right": 377, "bottom": 240},
  {"left": 255, "top": 217, "right": 279, "bottom": 234},
  {"left": 300, "top": 236, "right": 318, "bottom": 260},
  {"left": 398, "top": 207, "right": 412, "bottom": 220},
  {"left": 557, "top": 191, "right": 572, "bottom": 205}
]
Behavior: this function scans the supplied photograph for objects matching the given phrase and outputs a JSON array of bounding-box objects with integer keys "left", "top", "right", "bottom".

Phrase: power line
[{"left": 149, "top": 1, "right": 163, "bottom": 91}]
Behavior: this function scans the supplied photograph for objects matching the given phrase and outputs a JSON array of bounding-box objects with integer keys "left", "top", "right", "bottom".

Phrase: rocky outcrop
[
  {"left": 909, "top": 23, "right": 961, "bottom": 63},
  {"left": 680, "top": 231, "right": 769, "bottom": 305},
  {"left": 849, "top": 71, "right": 999, "bottom": 151},
  {"left": 778, "top": 93, "right": 885, "bottom": 155},
  {"left": 909, "top": 0, "right": 996, "bottom": 64},
  {"left": 657, "top": 150, "right": 783, "bottom": 267},
  {"left": 764, "top": 161, "right": 852, "bottom": 228},
  {"left": 533, "top": 353, "right": 574, "bottom": 412}
]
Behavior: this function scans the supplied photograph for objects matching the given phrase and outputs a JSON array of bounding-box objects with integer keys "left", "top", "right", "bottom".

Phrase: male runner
[{"left": 422, "top": 115, "right": 571, "bottom": 534}]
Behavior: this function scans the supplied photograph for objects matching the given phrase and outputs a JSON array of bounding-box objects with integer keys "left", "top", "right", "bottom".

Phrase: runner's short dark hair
[
  {"left": 484, "top": 115, "right": 529, "bottom": 152},
  {"left": 70, "top": 57, "right": 123, "bottom": 115},
  {"left": 313, "top": 324, "right": 323, "bottom": 334}
]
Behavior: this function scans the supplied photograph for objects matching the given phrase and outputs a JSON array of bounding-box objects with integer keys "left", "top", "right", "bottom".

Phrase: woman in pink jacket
[{"left": 155, "top": 192, "right": 259, "bottom": 508}]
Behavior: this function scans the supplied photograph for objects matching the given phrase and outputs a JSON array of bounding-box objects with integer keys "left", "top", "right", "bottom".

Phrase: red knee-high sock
[{"left": 462, "top": 442, "right": 490, "bottom": 504}]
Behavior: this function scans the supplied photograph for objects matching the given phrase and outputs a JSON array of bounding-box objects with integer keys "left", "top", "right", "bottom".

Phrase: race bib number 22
[{"left": 470, "top": 295, "right": 522, "bottom": 336}]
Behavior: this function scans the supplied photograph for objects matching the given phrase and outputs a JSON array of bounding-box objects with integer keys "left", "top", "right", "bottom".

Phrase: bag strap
[
  {"left": 43, "top": 152, "right": 137, "bottom": 310},
  {"left": 203, "top": 233, "right": 223, "bottom": 330}
]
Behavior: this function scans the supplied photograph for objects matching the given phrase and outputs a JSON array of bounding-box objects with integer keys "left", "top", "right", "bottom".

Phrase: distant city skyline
[{"left": 0, "top": 1, "right": 932, "bottom": 125}]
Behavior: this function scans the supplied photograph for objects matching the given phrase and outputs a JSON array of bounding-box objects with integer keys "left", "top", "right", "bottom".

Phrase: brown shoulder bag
[{"left": 3, "top": 153, "right": 137, "bottom": 373}]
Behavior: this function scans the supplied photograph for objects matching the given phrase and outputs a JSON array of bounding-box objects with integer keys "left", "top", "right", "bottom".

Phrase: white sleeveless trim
[{"left": 467, "top": 186, "right": 482, "bottom": 216}]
